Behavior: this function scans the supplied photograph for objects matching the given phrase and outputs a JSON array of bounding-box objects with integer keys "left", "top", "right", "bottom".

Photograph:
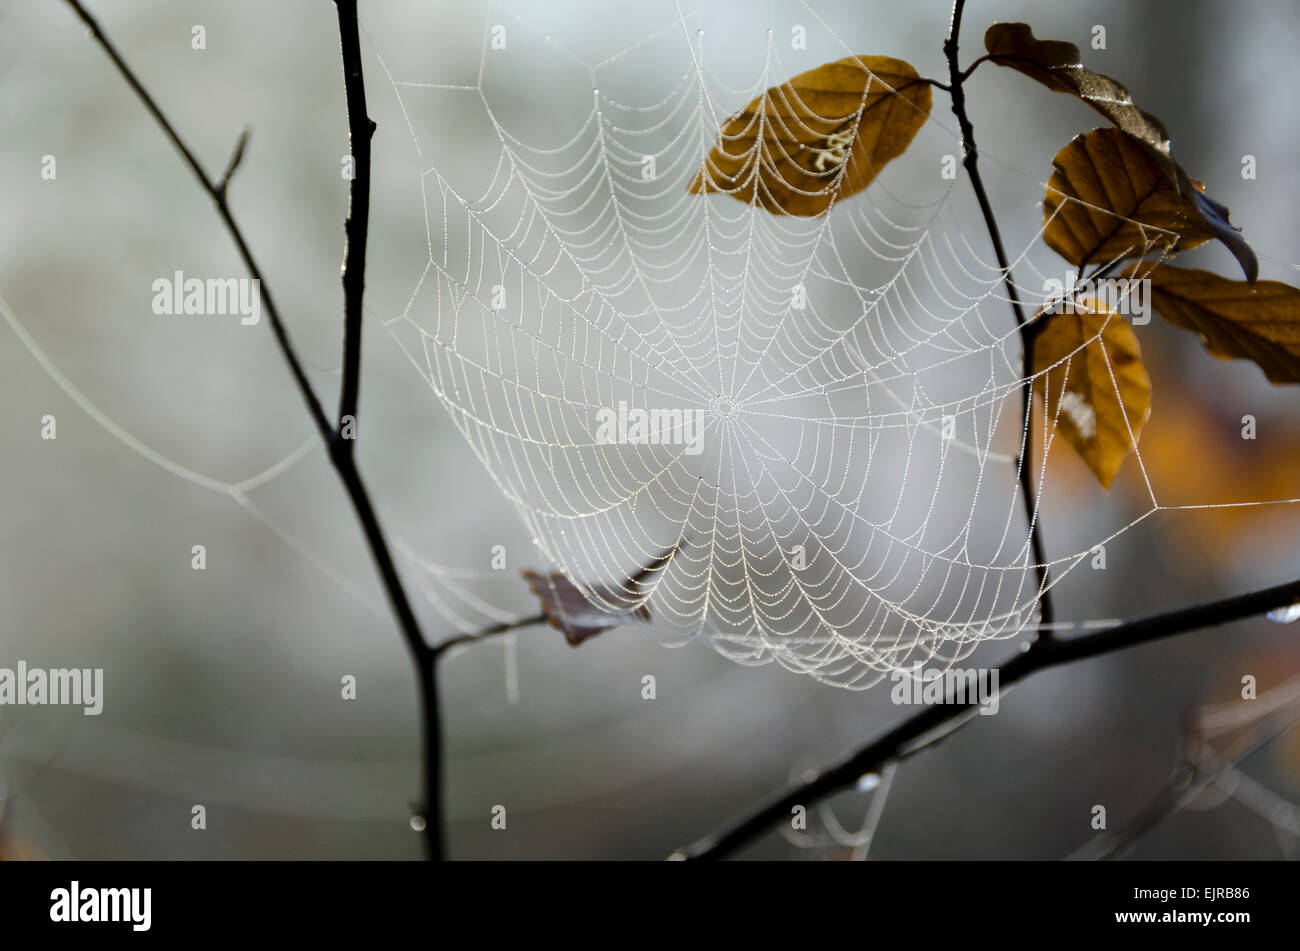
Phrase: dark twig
[
  {"left": 66, "top": 0, "right": 444, "bottom": 861},
  {"left": 66, "top": 2, "right": 335, "bottom": 446},
  {"left": 673, "top": 577, "right": 1300, "bottom": 859},
  {"left": 334, "top": 0, "right": 375, "bottom": 451},
  {"left": 943, "top": 0, "right": 1054, "bottom": 634},
  {"left": 214, "top": 127, "right": 249, "bottom": 198},
  {"left": 328, "top": 0, "right": 448, "bottom": 862}
]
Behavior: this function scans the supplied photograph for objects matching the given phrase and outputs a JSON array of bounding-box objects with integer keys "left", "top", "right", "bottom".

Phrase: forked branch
[{"left": 64, "top": 0, "right": 445, "bottom": 861}]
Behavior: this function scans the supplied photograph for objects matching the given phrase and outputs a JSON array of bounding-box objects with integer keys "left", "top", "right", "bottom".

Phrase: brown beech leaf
[
  {"left": 1043, "top": 128, "right": 1214, "bottom": 267},
  {"left": 1129, "top": 263, "right": 1300, "bottom": 384},
  {"left": 1031, "top": 301, "right": 1151, "bottom": 489},
  {"left": 985, "top": 23, "right": 1173, "bottom": 159},
  {"left": 987, "top": 23, "right": 1257, "bottom": 281},
  {"left": 521, "top": 547, "right": 675, "bottom": 647},
  {"left": 688, "top": 55, "right": 930, "bottom": 216}
]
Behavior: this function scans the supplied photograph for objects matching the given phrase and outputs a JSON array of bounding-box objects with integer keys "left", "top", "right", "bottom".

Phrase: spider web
[
  {"left": 10, "top": 2, "right": 1291, "bottom": 695},
  {"left": 365, "top": 3, "right": 1278, "bottom": 689}
]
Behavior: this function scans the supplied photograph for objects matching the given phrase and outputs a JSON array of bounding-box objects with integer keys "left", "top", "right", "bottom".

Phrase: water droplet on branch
[{"left": 1267, "top": 602, "right": 1300, "bottom": 625}]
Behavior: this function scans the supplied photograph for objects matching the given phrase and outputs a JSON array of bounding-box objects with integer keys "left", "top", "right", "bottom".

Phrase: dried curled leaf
[
  {"left": 688, "top": 55, "right": 931, "bottom": 216},
  {"left": 1031, "top": 302, "right": 1151, "bottom": 489},
  {"left": 985, "top": 23, "right": 1173, "bottom": 160},
  {"left": 1130, "top": 263, "right": 1300, "bottom": 384},
  {"left": 988, "top": 23, "right": 1257, "bottom": 281},
  {"left": 1188, "top": 188, "right": 1259, "bottom": 286},
  {"left": 1044, "top": 127, "right": 1214, "bottom": 267},
  {"left": 521, "top": 547, "right": 675, "bottom": 646}
]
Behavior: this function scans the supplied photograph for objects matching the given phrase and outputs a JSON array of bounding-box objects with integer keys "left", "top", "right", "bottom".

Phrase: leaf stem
[{"left": 960, "top": 53, "right": 991, "bottom": 82}]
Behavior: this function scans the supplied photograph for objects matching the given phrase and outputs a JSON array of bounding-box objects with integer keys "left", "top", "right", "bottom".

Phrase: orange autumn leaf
[
  {"left": 1130, "top": 263, "right": 1300, "bottom": 385},
  {"left": 688, "top": 55, "right": 930, "bottom": 216},
  {"left": 986, "top": 23, "right": 1257, "bottom": 280},
  {"left": 1031, "top": 302, "right": 1152, "bottom": 489},
  {"left": 1043, "top": 128, "right": 1216, "bottom": 267}
]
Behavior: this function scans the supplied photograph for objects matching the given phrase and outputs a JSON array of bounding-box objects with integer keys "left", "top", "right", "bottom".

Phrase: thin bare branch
[
  {"left": 65, "top": 0, "right": 443, "bottom": 861},
  {"left": 944, "top": 0, "right": 1055, "bottom": 634},
  {"left": 432, "top": 614, "right": 548, "bottom": 662},
  {"left": 63, "top": 0, "right": 335, "bottom": 445},
  {"left": 334, "top": 0, "right": 375, "bottom": 450},
  {"left": 214, "top": 127, "right": 250, "bottom": 197}
]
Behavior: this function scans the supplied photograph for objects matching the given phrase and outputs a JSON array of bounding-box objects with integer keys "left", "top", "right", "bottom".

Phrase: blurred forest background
[{"left": 2, "top": 0, "right": 1300, "bottom": 859}]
